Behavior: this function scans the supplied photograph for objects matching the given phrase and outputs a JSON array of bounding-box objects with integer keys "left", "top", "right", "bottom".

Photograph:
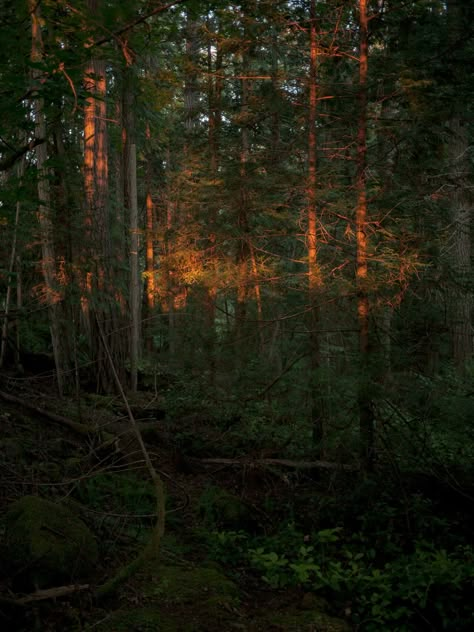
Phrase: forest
[{"left": 0, "top": 0, "right": 473, "bottom": 630}]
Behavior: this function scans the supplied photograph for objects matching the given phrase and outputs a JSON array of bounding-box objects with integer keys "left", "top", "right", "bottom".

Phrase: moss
[
  {"left": 3, "top": 495, "right": 98, "bottom": 588},
  {"left": 300, "top": 592, "right": 330, "bottom": 611},
  {"left": 89, "top": 608, "right": 171, "bottom": 632},
  {"left": 263, "top": 607, "right": 351, "bottom": 632},
  {"left": 144, "top": 564, "right": 238, "bottom": 605},
  {"left": 91, "top": 566, "right": 239, "bottom": 631},
  {"left": 90, "top": 563, "right": 350, "bottom": 631},
  {"left": 91, "top": 605, "right": 237, "bottom": 632}
]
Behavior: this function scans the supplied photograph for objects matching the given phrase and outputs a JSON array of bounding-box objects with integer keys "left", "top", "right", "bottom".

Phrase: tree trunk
[
  {"left": 206, "top": 25, "right": 223, "bottom": 381},
  {"left": 129, "top": 144, "right": 140, "bottom": 392},
  {"left": 121, "top": 63, "right": 141, "bottom": 391},
  {"left": 446, "top": 0, "right": 472, "bottom": 370},
  {"left": 235, "top": 51, "right": 251, "bottom": 369},
  {"left": 166, "top": 193, "right": 177, "bottom": 359},
  {"left": 184, "top": 16, "right": 200, "bottom": 135},
  {"left": 29, "top": 0, "right": 66, "bottom": 395},
  {"left": 307, "top": 0, "right": 324, "bottom": 450},
  {"left": 447, "top": 116, "right": 472, "bottom": 369},
  {"left": 83, "top": 0, "right": 126, "bottom": 392},
  {"left": 144, "top": 122, "right": 156, "bottom": 352},
  {"left": 0, "top": 150, "right": 25, "bottom": 369},
  {"left": 356, "top": 0, "right": 375, "bottom": 473}
]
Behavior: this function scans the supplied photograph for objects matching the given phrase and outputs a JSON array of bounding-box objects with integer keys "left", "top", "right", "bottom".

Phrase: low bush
[{"left": 205, "top": 522, "right": 474, "bottom": 630}]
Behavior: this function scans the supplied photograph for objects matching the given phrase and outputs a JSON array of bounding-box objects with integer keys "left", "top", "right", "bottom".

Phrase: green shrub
[{"left": 204, "top": 523, "right": 474, "bottom": 630}]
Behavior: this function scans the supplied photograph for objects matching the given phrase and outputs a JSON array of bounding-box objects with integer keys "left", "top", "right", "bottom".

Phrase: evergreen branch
[
  {"left": 0, "top": 138, "right": 45, "bottom": 172},
  {"left": 90, "top": 0, "right": 189, "bottom": 49}
]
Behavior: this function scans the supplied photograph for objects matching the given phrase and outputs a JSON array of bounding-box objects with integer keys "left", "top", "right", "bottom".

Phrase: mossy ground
[
  {"left": 89, "top": 563, "right": 348, "bottom": 632},
  {"left": 260, "top": 607, "right": 351, "bottom": 632},
  {"left": 142, "top": 564, "right": 238, "bottom": 602},
  {"left": 90, "top": 564, "right": 239, "bottom": 631}
]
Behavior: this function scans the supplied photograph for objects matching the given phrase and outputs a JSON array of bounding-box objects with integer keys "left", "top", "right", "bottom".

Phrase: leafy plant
[
  {"left": 204, "top": 521, "right": 474, "bottom": 630},
  {"left": 248, "top": 548, "right": 291, "bottom": 588},
  {"left": 204, "top": 530, "right": 249, "bottom": 567}
]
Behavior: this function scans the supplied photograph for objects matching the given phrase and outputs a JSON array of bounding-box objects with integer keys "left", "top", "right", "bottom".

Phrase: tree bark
[
  {"left": 0, "top": 151, "right": 24, "bottom": 369},
  {"left": 205, "top": 23, "right": 223, "bottom": 381},
  {"left": 307, "top": 0, "right": 324, "bottom": 450},
  {"left": 235, "top": 49, "right": 251, "bottom": 368},
  {"left": 144, "top": 123, "right": 156, "bottom": 352},
  {"left": 129, "top": 143, "right": 140, "bottom": 392},
  {"left": 446, "top": 1, "right": 472, "bottom": 370},
  {"left": 447, "top": 117, "right": 472, "bottom": 369},
  {"left": 29, "top": 0, "right": 66, "bottom": 396},
  {"left": 121, "top": 62, "right": 142, "bottom": 383},
  {"left": 83, "top": 0, "right": 126, "bottom": 392},
  {"left": 184, "top": 15, "right": 200, "bottom": 135},
  {"left": 356, "top": 0, "right": 375, "bottom": 472}
]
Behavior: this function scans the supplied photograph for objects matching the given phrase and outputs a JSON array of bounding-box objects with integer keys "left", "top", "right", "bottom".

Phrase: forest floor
[{"left": 0, "top": 372, "right": 352, "bottom": 631}]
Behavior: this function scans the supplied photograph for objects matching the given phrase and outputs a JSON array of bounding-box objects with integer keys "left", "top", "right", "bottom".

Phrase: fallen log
[
  {"left": 0, "top": 584, "right": 89, "bottom": 607},
  {"left": 0, "top": 389, "right": 94, "bottom": 435},
  {"left": 0, "top": 389, "right": 167, "bottom": 445},
  {"left": 198, "top": 457, "right": 358, "bottom": 471}
]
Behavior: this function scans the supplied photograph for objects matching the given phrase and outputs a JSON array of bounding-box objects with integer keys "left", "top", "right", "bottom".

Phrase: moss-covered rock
[{"left": 3, "top": 495, "right": 98, "bottom": 588}]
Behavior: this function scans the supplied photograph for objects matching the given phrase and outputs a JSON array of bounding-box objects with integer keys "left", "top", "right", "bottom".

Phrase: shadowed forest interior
[{"left": 0, "top": 1, "right": 473, "bottom": 630}]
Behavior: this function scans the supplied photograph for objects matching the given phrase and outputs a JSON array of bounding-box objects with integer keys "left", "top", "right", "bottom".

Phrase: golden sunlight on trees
[
  {"left": 355, "top": 0, "right": 374, "bottom": 472},
  {"left": 29, "top": 0, "right": 67, "bottom": 395},
  {"left": 0, "top": 1, "right": 473, "bottom": 628},
  {"left": 0, "top": 0, "right": 470, "bottom": 470}
]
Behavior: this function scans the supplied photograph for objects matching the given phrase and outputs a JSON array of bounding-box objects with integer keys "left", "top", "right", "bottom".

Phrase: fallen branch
[
  {"left": 0, "top": 389, "right": 95, "bottom": 435},
  {"left": 0, "top": 389, "right": 166, "bottom": 447},
  {"left": 199, "top": 457, "right": 358, "bottom": 471},
  {"left": 0, "top": 584, "right": 89, "bottom": 607}
]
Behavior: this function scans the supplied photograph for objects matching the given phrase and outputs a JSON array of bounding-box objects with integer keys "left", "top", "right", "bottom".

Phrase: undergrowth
[{"left": 203, "top": 521, "right": 474, "bottom": 630}]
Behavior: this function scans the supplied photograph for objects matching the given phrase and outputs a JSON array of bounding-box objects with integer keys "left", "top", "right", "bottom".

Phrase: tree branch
[
  {"left": 90, "top": 0, "right": 189, "bottom": 49},
  {"left": 0, "top": 138, "right": 45, "bottom": 171}
]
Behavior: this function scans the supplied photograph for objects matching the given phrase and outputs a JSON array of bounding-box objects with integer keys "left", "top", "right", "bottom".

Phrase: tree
[
  {"left": 82, "top": 0, "right": 127, "bottom": 391},
  {"left": 29, "top": 0, "right": 68, "bottom": 395},
  {"left": 446, "top": 0, "right": 472, "bottom": 370},
  {"left": 0, "top": 0, "right": 472, "bottom": 479},
  {"left": 307, "top": 0, "right": 324, "bottom": 450}
]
